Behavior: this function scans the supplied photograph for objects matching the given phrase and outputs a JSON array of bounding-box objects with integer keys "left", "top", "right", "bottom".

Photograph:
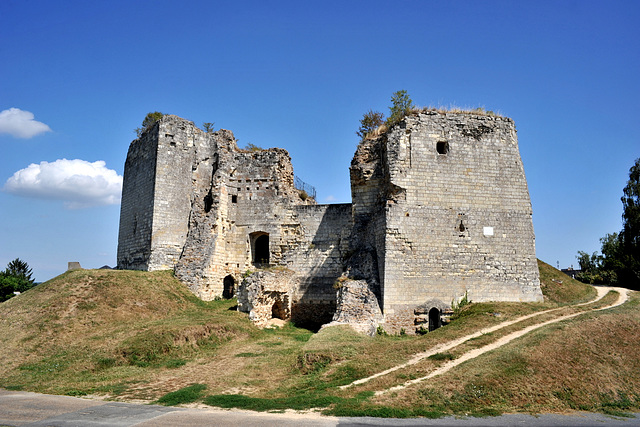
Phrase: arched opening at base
[
  {"left": 272, "top": 300, "right": 286, "bottom": 320},
  {"left": 223, "top": 275, "right": 235, "bottom": 299},
  {"left": 429, "top": 307, "right": 441, "bottom": 331}
]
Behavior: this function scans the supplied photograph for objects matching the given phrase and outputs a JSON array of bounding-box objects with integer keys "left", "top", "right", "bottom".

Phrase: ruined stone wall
[
  {"left": 236, "top": 204, "right": 351, "bottom": 328},
  {"left": 378, "top": 112, "right": 542, "bottom": 331},
  {"left": 348, "top": 137, "right": 387, "bottom": 298},
  {"left": 118, "top": 111, "right": 543, "bottom": 334},
  {"left": 118, "top": 115, "right": 350, "bottom": 312},
  {"left": 173, "top": 129, "right": 308, "bottom": 299},
  {"left": 285, "top": 204, "right": 352, "bottom": 325},
  {"left": 287, "top": 204, "right": 351, "bottom": 291}
]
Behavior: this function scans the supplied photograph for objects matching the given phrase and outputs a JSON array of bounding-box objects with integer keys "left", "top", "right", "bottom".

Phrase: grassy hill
[{"left": 0, "top": 261, "right": 638, "bottom": 417}]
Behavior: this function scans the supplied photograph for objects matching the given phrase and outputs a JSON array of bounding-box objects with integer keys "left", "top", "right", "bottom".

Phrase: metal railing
[{"left": 294, "top": 175, "right": 316, "bottom": 199}]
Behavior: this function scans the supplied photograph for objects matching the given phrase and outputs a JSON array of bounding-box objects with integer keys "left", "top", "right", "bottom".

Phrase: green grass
[
  {"left": 428, "top": 352, "right": 455, "bottom": 361},
  {"left": 538, "top": 259, "right": 596, "bottom": 304},
  {"left": 0, "top": 264, "right": 637, "bottom": 417},
  {"left": 204, "top": 393, "right": 341, "bottom": 411},
  {"left": 156, "top": 384, "right": 207, "bottom": 406}
]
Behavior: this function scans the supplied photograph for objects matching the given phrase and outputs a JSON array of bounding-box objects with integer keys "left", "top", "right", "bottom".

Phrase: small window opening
[
  {"left": 436, "top": 141, "right": 449, "bottom": 155},
  {"left": 429, "top": 307, "right": 442, "bottom": 331},
  {"left": 231, "top": 195, "right": 238, "bottom": 203},
  {"left": 204, "top": 190, "right": 213, "bottom": 213},
  {"left": 223, "top": 275, "right": 235, "bottom": 299}
]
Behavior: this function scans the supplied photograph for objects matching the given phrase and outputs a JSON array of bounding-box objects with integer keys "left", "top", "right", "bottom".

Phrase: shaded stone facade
[{"left": 117, "top": 111, "right": 542, "bottom": 333}]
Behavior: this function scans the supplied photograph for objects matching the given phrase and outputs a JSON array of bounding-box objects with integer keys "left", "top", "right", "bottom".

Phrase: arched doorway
[
  {"left": 223, "top": 275, "right": 235, "bottom": 299},
  {"left": 428, "top": 307, "right": 441, "bottom": 332},
  {"left": 272, "top": 300, "right": 286, "bottom": 320},
  {"left": 251, "top": 232, "right": 270, "bottom": 265}
]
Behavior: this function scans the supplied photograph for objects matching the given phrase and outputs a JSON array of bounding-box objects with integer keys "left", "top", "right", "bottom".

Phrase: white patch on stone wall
[{"left": 483, "top": 226, "right": 494, "bottom": 236}]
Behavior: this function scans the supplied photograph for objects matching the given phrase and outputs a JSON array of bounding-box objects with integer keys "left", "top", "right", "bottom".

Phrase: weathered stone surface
[
  {"left": 237, "top": 269, "right": 298, "bottom": 328},
  {"left": 117, "top": 111, "right": 542, "bottom": 333},
  {"left": 348, "top": 111, "right": 543, "bottom": 333},
  {"left": 323, "top": 279, "right": 383, "bottom": 336}
]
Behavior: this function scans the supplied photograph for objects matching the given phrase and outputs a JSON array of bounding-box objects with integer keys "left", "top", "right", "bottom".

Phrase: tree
[
  {"left": 620, "top": 158, "right": 640, "bottom": 289},
  {"left": 202, "top": 122, "right": 215, "bottom": 133},
  {"left": 386, "top": 90, "right": 415, "bottom": 127},
  {"left": 575, "top": 158, "right": 640, "bottom": 289},
  {"left": 356, "top": 110, "right": 385, "bottom": 139},
  {"left": 6, "top": 258, "right": 34, "bottom": 284},
  {"left": 0, "top": 258, "right": 35, "bottom": 302},
  {"left": 135, "top": 111, "right": 164, "bottom": 137},
  {"left": 576, "top": 250, "right": 602, "bottom": 284},
  {"left": 600, "top": 233, "right": 623, "bottom": 272},
  {"left": 0, "top": 273, "right": 21, "bottom": 302},
  {"left": 576, "top": 250, "right": 599, "bottom": 272}
]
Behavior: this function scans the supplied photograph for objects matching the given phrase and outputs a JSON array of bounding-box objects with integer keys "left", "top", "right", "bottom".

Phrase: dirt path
[{"left": 339, "top": 286, "right": 630, "bottom": 395}]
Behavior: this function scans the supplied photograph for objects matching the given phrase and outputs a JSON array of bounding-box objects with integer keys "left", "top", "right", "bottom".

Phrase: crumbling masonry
[{"left": 117, "top": 111, "right": 543, "bottom": 333}]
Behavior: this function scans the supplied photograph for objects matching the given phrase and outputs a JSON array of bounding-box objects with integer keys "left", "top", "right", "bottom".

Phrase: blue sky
[{"left": 1, "top": 0, "right": 638, "bottom": 281}]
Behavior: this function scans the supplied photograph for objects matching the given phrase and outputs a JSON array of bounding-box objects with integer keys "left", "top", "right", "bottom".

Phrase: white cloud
[
  {"left": 3, "top": 159, "right": 123, "bottom": 209},
  {"left": 324, "top": 195, "right": 337, "bottom": 202},
  {"left": 0, "top": 108, "right": 52, "bottom": 138}
]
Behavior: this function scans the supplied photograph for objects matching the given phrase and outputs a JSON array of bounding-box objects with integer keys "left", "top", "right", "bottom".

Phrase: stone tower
[{"left": 349, "top": 111, "right": 542, "bottom": 331}]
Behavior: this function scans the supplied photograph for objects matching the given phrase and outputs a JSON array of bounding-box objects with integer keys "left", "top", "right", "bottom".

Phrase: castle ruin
[{"left": 117, "top": 111, "right": 543, "bottom": 333}]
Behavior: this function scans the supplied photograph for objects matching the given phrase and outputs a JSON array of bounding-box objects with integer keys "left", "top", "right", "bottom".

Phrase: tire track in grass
[
  {"left": 375, "top": 287, "right": 629, "bottom": 396},
  {"left": 340, "top": 286, "right": 616, "bottom": 391}
]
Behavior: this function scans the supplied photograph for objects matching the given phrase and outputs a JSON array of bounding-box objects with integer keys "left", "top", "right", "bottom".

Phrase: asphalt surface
[{"left": 1, "top": 389, "right": 640, "bottom": 426}]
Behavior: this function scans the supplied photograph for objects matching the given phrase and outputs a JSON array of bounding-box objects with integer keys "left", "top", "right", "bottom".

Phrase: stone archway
[{"left": 223, "top": 275, "right": 235, "bottom": 299}]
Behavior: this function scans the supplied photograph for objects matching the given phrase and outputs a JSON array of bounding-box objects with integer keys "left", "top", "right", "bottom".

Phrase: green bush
[
  {"left": 356, "top": 110, "right": 385, "bottom": 139},
  {"left": 386, "top": 90, "right": 414, "bottom": 128},
  {"left": 0, "top": 258, "right": 36, "bottom": 302},
  {"left": 451, "top": 291, "right": 471, "bottom": 320},
  {"left": 135, "top": 111, "right": 164, "bottom": 137}
]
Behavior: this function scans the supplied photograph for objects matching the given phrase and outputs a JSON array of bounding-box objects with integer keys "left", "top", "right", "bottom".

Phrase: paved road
[{"left": 1, "top": 390, "right": 640, "bottom": 426}]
